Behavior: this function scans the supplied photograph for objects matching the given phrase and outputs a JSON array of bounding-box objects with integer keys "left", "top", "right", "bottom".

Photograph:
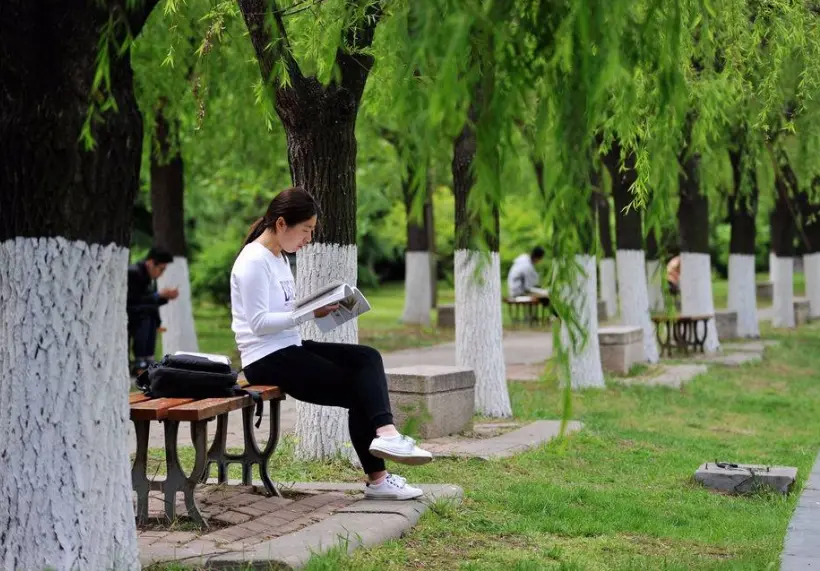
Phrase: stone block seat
[{"left": 598, "top": 325, "right": 644, "bottom": 374}]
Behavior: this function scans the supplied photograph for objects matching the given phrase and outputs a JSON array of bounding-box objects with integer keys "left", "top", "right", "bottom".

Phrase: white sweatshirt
[
  {"left": 506, "top": 253, "right": 540, "bottom": 297},
  {"left": 230, "top": 242, "right": 306, "bottom": 368}
]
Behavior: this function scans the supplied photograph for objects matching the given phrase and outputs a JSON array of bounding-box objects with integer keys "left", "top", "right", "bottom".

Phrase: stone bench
[
  {"left": 714, "top": 309, "right": 738, "bottom": 340},
  {"left": 386, "top": 365, "right": 475, "bottom": 439},
  {"left": 598, "top": 325, "right": 644, "bottom": 374},
  {"left": 794, "top": 297, "right": 811, "bottom": 326},
  {"left": 437, "top": 304, "right": 455, "bottom": 328},
  {"left": 757, "top": 281, "right": 773, "bottom": 301}
]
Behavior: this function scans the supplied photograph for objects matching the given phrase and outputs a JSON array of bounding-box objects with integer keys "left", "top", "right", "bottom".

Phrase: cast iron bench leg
[
  {"left": 238, "top": 400, "right": 282, "bottom": 497},
  {"left": 131, "top": 419, "right": 150, "bottom": 524},
  {"left": 162, "top": 419, "right": 208, "bottom": 526},
  {"left": 202, "top": 413, "right": 230, "bottom": 485}
]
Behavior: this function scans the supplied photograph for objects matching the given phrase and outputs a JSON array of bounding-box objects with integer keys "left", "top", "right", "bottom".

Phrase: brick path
[{"left": 138, "top": 484, "right": 358, "bottom": 566}]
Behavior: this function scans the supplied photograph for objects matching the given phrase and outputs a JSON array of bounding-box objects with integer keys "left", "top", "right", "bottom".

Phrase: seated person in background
[
  {"left": 666, "top": 254, "right": 681, "bottom": 296},
  {"left": 127, "top": 247, "right": 178, "bottom": 373},
  {"left": 507, "top": 246, "right": 547, "bottom": 298}
]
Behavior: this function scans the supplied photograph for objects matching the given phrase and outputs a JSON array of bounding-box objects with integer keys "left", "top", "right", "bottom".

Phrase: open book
[{"left": 292, "top": 281, "right": 372, "bottom": 333}]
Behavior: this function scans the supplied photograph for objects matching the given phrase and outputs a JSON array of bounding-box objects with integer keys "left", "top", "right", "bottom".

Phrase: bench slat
[
  {"left": 166, "top": 396, "right": 249, "bottom": 422},
  {"left": 242, "top": 385, "right": 284, "bottom": 401},
  {"left": 129, "top": 393, "right": 151, "bottom": 405},
  {"left": 130, "top": 398, "right": 196, "bottom": 421}
]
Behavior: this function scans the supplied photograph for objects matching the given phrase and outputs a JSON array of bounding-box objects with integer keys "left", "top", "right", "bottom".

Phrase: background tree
[
  {"left": 0, "top": 2, "right": 158, "bottom": 568},
  {"left": 596, "top": 191, "right": 617, "bottom": 320}
]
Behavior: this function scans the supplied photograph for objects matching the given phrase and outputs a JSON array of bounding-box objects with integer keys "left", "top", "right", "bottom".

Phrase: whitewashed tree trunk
[
  {"left": 599, "top": 257, "right": 617, "bottom": 319},
  {"left": 804, "top": 253, "right": 820, "bottom": 319},
  {"left": 728, "top": 254, "right": 760, "bottom": 338},
  {"left": 646, "top": 259, "right": 665, "bottom": 312},
  {"left": 293, "top": 243, "right": 356, "bottom": 460},
  {"left": 616, "top": 250, "right": 659, "bottom": 363},
  {"left": 560, "top": 255, "right": 606, "bottom": 389},
  {"left": 455, "top": 250, "right": 512, "bottom": 417},
  {"left": 156, "top": 255, "right": 199, "bottom": 355},
  {"left": 401, "top": 251, "right": 433, "bottom": 325},
  {"left": 769, "top": 252, "right": 777, "bottom": 283},
  {"left": 0, "top": 238, "right": 138, "bottom": 571},
  {"left": 772, "top": 256, "right": 795, "bottom": 328},
  {"left": 680, "top": 252, "right": 720, "bottom": 352}
]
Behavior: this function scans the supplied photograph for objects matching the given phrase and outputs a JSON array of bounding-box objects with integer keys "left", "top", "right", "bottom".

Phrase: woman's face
[{"left": 277, "top": 215, "right": 317, "bottom": 253}]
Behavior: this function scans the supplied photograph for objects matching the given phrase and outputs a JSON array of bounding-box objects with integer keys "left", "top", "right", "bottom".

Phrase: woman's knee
[{"left": 356, "top": 344, "right": 384, "bottom": 365}]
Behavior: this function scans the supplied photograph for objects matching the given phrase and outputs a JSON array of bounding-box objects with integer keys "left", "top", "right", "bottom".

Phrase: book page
[
  {"left": 314, "top": 287, "right": 372, "bottom": 333},
  {"left": 292, "top": 283, "right": 351, "bottom": 319},
  {"left": 294, "top": 280, "right": 346, "bottom": 310}
]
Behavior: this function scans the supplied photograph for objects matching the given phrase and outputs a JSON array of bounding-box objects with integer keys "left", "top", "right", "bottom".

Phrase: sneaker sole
[{"left": 368, "top": 446, "right": 433, "bottom": 466}]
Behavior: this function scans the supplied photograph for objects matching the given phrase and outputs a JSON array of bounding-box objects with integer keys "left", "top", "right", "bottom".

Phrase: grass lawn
[{"left": 149, "top": 314, "right": 820, "bottom": 570}]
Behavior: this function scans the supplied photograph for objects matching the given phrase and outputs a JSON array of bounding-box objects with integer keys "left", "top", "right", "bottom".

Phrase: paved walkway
[
  {"left": 128, "top": 330, "right": 554, "bottom": 453},
  {"left": 781, "top": 450, "right": 820, "bottom": 570}
]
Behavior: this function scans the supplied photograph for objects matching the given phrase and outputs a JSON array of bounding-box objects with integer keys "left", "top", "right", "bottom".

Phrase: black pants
[
  {"left": 128, "top": 311, "right": 160, "bottom": 360},
  {"left": 243, "top": 340, "right": 395, "bottom": 474}
]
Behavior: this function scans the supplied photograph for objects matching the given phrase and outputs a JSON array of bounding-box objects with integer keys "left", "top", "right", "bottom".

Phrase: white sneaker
[
  {"left": 369, "top": 434, "right": 433, "bottom": 465},
  {"left": 365, "top": 473, "right": 424, "bottom": 501}
]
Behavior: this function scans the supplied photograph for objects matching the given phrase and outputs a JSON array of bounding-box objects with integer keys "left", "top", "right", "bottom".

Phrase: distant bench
[
  {"left": 651, "top": 313, "right": 713, "bottom": 357},
  {"left": 503, "top": 295, "right": 553, "bottom": 326},
  {"left": 129, "top": 383, "right": 285, "bottom": 526}
]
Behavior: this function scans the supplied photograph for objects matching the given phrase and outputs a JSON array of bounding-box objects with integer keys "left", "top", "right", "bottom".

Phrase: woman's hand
[{"left": 313, "top": 303, "right": 340, "bottom": 318}]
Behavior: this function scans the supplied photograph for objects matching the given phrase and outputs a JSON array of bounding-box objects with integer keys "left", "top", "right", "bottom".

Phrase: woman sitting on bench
[{"left": 230, "top": 186, "right": 433, "bottom": 501}]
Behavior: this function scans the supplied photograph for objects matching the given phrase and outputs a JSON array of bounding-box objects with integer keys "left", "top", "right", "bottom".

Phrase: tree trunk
[
  {"left": 560, "top": 187, "right": 605, "bottom": 390},
  {"left": 678, "top": 150, "right": 720, "bottom": 352},
  {"left": 645, "top": 228, "right": 665, "bottom": 311},
  {"left": 238, "top": 0, "right": 381, "bottom": 460},
  {"left": 151, "top": 102, "right": 199, "bottom": 354},
  {"left": 401, "top": 168, "right": 433, "bottom": 325},
  {"left": 426, "top": 191, "right": 438, "bottom": 308},
  {"left": 0, "top": 3, "right": 156, "bottom": 569},
  {"left": 607, "top": 146, "right": 658, "bottom": 363},
  {"left": 771, "top": 164, "right": 796, "bottom": 328},
  {"left": 453, "top": 117, "right": 511, "bottom": 417},
  {"left": 596, "top": 192, "right": 617, "bottom": 319},
  {"left": 803, "top": 182, "right": 820, "bottom": 318},
  {"left": 727, "top": 146, "right": 760, "bottom": 338}
]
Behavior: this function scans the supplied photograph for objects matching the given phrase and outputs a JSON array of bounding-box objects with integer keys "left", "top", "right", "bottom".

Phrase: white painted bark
[
  {"left": 728, "top": 254, "right": 760, "bottom": 338},
  {"left": 680, "top": 252, "right": 720, "bottom": 352},
  {"left": 454, "top": 250, "right": 512, "bottom": 417},
  {"left": 599, "top": 257, "right": 617, "bottom": 319},
  {"left": 0, "top": 237, "right": 138, "bottom": 571},
  {"left": 769, "top": 252, "right": 776, "bottom": 283},
  {"left": 646, "top": 259, "right": 665, "bottom": 312},
  {"left": 293, "top": 243, "right": 356, "bottom": 460},
  {"left": 401, "top": 251, "right": 433, "bottom": 326},
  {"left": 772, "top": 256, "right": 795, "bottom": 328},
  {"left": 804, "top": 253, "right": 820, "bottom": 319},
  {"left": 560, "top": 255, "right": 606, "bottom": 389},
  {"left": 156, "top": 255, "right": 199, "bottom": 354},
  {"left": 616, "top": 249, "right": 658, "bottom": 363}
]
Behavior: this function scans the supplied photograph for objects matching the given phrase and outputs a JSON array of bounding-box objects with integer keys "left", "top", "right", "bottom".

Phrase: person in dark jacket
[{"left": 127, "top": 247, "right": 178, "bottom": 372}]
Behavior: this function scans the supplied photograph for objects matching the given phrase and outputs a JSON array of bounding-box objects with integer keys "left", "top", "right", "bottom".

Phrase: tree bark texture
[
  {"left": 596, "top": 192, "right": 614, "bottom": 258},
  {"left": 0, "top": 2, "right": 158, "bottom": 569},
  {"left": 677, "top": 152, "right": 709, "bottom": 254},
  {"left": 606, "top": 145, "right": 643, "bottom": 251},
  {"left": 727, "top": 147, "right": 757, "bottom": 256}
]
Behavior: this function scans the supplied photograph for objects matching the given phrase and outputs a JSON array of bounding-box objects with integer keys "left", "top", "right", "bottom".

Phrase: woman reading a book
[{"left": 230, "top": 187, "right": 433, "bottom": 501}]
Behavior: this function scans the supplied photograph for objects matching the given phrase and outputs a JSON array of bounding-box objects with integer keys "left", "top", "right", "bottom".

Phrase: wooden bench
[
  {"left": 651, "top": 313, "right": 713, "bottom": 357},
  {"left": 129, "top": 384, "right": 284, "bottom": 526},
  {"left": 504, "top": 295, "right": 552, "bottom": 326}
]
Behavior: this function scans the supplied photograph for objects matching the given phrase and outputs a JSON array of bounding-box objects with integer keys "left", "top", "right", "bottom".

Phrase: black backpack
[{"left": 136, "top": 353, "right": 264, "bottom": 426}]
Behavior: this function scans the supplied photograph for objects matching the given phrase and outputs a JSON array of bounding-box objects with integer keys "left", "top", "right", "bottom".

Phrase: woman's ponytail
[{"left": 242, "top": 217, "right": 267, "bottom": 247}]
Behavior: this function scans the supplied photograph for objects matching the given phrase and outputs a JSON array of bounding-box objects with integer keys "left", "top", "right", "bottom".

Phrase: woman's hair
[{"left": 242, "top": 187, "right": 319, "bottom": 247}]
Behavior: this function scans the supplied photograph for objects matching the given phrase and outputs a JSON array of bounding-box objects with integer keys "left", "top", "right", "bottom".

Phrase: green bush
[{"left": 190, "top": 227, "right": 245, "bottom": 306}]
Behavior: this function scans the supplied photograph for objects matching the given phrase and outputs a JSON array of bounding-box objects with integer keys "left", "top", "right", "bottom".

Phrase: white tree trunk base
[
  {"left": 0, "top": 237, "right": 138, "bottom": 570},
  {"left": 728, "top": 254, "right": 760, "bottom": 338},
  {"left": 294, "top": 243, "right": 356, "bottom": 461},
  {"left": 772, "top": 256, "right": 795, "bottom": 329},
  {"left": 401, "top": 251, "right": 433, "bottom": 325},
  {"left": 646, "top": 259, "right": 665, "bottom": 312},
  {"left": 804, "top": 253, "right": 820, "bottom": 319},
  {"left": 560, "top": 255, "right": 605, "bottom": 389},
  {"left": 455, "top": 250, "right": 511, "bottom": 417},
  {"left": 616, "top": 250, "right": 659, "bottom": 363},
  {"left": 769, "top": 252, "right": 776, "bottom": 283},
  {"left": 680, "top": 252, "right": 720, "bottom": 353},
  {"left": 599, "top": 257, "right": 617, "bottom": 319},
  {"left": 157, "top": 256, "right": 199, "bottom": 355}
]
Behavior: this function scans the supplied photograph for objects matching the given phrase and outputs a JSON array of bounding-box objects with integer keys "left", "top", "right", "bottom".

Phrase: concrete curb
[
  {"left": 202, "top": 483, "right": 463, "bottom": 570},
  {"left": 781, "top": 450, "right": 820, "bottom": 570}
]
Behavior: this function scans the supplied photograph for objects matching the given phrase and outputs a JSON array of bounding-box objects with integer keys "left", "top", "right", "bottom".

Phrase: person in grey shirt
[{"left": 507, "top": 246, "right": 546, "bottom": 297}]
